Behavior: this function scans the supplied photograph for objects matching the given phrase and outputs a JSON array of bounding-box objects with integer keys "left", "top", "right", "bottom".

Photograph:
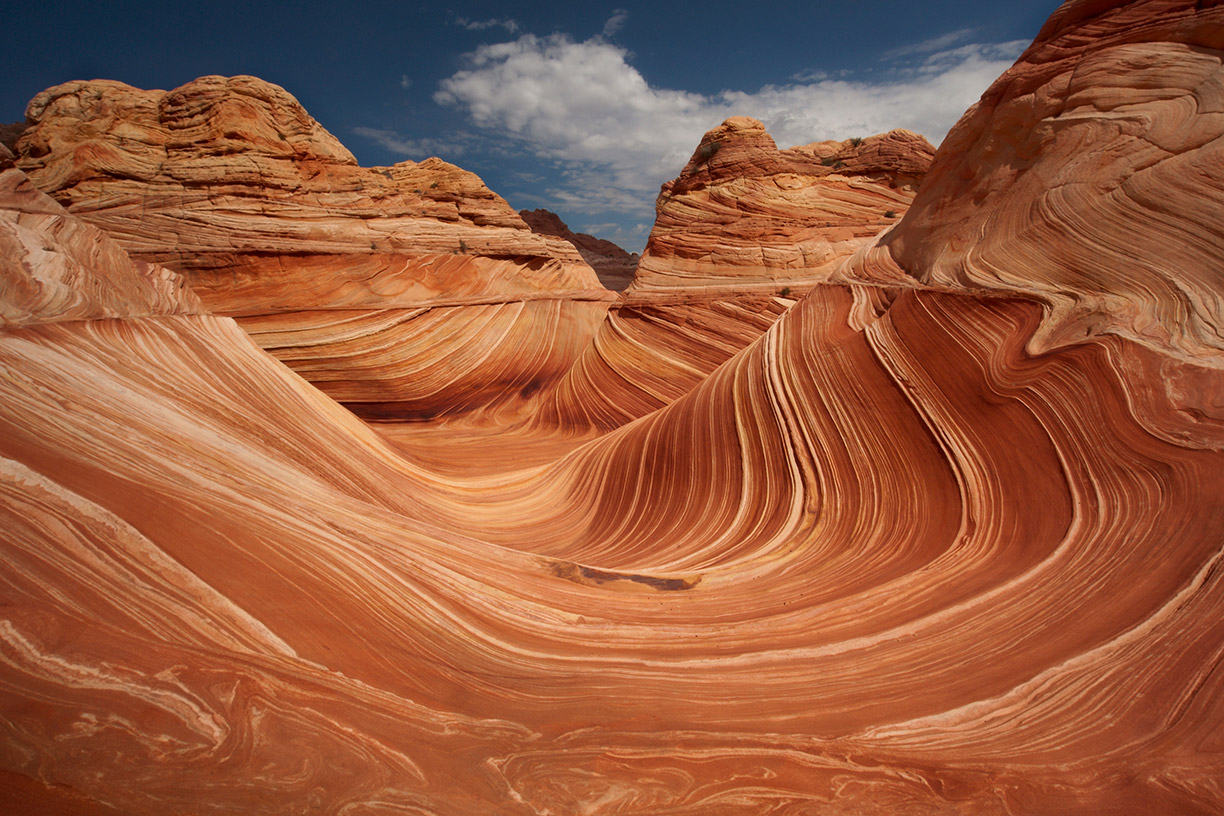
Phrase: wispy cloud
[
  {"left": 453, "top": 16, "right": 519, "bottom": 34},
  {"left": 884, "top": 27, "right": 976, "bottom": 59},
  {"left": 431, "top": 31, "right": 1025, "bottom": 215},
  {"left": 352, "top": 127, "right": 468, "bottom": 159},
  {"left": 915, "top": 40, "right": 1030, "bottom": 73},
  {"left": 602, "top": 9, "right": 629, "bottom": 38}
]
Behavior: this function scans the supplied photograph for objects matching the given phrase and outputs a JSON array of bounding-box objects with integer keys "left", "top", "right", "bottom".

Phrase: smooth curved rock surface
[
  {"left": 0, "top": 167, "right": 201, "bottom": 327},
  {"left": 3, "top": 1, "right": 1224, "bottom": 813}
]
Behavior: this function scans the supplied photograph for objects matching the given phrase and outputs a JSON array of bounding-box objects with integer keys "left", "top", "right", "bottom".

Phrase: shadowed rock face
[
  {"left": 520, "top": 208, "right": 640, "bottom": 291},
  {"left": 3, "top": 2, "right": 1224, "bottom": 814}
]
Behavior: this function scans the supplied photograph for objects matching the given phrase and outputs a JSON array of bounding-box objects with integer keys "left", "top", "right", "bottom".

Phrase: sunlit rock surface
[
  {"left": 12, "top": 75, "right": 612, "bottom": 419},
  {"left": 841, "top": 0, "right": 1224, "bottom": 366},
  {"left": 630, "top": 116, "right": 933, "bottom": 295},
  {"left": 531, "top": 119, "right": 933, "bottom": 431},
  {"left": 14, "top": 75, "right": 597, "bottom": 284},
  {"left": 3, "top": 1, "right": 1224, "bottom": 814}
]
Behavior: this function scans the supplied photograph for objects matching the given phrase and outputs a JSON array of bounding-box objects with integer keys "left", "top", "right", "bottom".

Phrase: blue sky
[{"left": 2, "top": 1, "right": 1058, "bottom": 251}]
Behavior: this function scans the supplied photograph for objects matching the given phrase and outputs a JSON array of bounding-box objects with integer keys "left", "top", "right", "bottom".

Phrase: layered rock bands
[
  {"left": 12, "top": 74, "right": 611, "bottom": 419},
  {"left": 2, "top": 1, "right": 1224, "bottom": 813}
]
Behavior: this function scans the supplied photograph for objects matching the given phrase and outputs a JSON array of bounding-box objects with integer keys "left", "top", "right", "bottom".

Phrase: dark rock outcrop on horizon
[
  {"left": 0, "top": 121, "right": 27, "bottom": 154},
  {"left": 520, "top": 207, "right": 639, "bottom": 291}
]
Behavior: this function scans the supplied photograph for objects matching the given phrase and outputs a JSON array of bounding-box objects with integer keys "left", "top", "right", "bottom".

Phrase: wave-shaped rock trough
[
  {"left": 531, "top": 119, "right": 934, "bottom": 432},
  {"left": 3, "top": 1, "right": 1224, "bottom": 813}
]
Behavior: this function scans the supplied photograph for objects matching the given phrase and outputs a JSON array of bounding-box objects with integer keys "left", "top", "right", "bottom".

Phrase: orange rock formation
[
  {"left": 3, "top": 1, "right": 1224, "bottom": 813},
  {"left": 631, "top": 116, "right": 933, "bottom": 295},
  {"left": 533, "top": 118, "right": 934, "bottom": 430},
  {"left": 12, "top": 75, "right": 611, "bottom": 419}
]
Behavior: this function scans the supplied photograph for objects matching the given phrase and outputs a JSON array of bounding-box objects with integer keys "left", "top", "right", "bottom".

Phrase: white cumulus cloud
[{"left": 431, "top": 30, "right": 1026, "bottom": 218}]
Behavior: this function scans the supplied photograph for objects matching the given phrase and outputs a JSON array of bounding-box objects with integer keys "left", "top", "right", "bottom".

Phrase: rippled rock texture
[
  {"left": 532, "top": 118, "right": 934, "bottom": 431},
  {"left": 3, "top": 0, "right": 1224, "bottom": 813},
  {"left": 12, "top": 75, "right": 611, "bottom": 419},
  {"left": 842, "top": 0, "right": 1224, "bottom": 366}
]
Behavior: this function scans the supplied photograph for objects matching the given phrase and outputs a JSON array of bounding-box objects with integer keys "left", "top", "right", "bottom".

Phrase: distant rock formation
[
  {"left": 533, "top": 120, "right": 935, "bottom": 431},
  {"left": 630, "top": 117, "right": 934, "bottom": 294},
  {"left": 14, "top": 76, "right": 597, "bottom": 293},
  {"left": 520, "top": 208, "right": 638, "bottom": 291}
]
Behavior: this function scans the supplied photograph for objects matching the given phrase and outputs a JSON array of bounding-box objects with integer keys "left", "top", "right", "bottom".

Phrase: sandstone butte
[{"left": 2, "top": 0, "right": 1224, "bottom": 813}]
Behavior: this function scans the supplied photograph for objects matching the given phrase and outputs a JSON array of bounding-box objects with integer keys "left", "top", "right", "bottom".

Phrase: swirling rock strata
[
  {"left": 531, "top": 121, "right": 933, "bottom": 431},
  {"left": 531, "top": 293, "right": 794, "bottom": 430},
  {"left": 5, "top": 159, "right": 1223, "bottom": 813},
  {"left": 239, "top": 298, "right": 608, "bottom": 421},
  {"left": 0, "top": 165, "right": 201, "bottom": 327},
  {"left": 13, "top": 75, "right": 610, "bottom": 417},
  {"left": 3, "top": 1, "right": 1224, "bottom": 813},
  {"left": 843, "top": 0, "right": 1224, "bottom": 365}
]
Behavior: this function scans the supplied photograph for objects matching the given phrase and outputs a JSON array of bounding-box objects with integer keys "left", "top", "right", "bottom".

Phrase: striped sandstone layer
[
  {"left": 12, "top": 75, "right": 611, "bottom": 419},
  {"left": 531, "top": 120, "right": 934, "bottom": 430},
  {"left": 3, "top": 1, "right": 1224, "bottom": 814}
]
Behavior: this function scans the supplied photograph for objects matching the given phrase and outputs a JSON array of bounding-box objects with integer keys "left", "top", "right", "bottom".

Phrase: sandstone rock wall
[{"left": 13, "top": 75, "right": 611, "bottom": 419}]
